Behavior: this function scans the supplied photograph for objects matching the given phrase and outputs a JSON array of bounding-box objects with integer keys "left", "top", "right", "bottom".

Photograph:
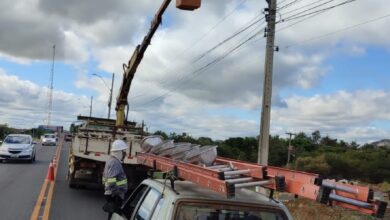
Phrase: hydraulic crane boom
[
  {"left": 116, "top": 0, "right": 201, "bottom": 127},
  {"left": 115, "top": 0, "right": 172, "bottom": 127}
]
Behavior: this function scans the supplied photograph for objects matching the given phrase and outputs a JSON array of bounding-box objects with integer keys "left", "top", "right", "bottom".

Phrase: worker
[{"left": 102, "top": 139, "right": 128, "bottom": 218}]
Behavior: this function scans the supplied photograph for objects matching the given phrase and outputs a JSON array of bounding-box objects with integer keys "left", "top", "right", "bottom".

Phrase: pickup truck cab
[{"left": 111, "top": 179, "right": 292, "bottom": 220}]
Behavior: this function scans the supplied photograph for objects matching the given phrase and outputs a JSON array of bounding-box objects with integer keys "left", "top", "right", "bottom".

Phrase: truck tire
[{"left": 68, "top": 169, "right": 77, "bottom": 188}]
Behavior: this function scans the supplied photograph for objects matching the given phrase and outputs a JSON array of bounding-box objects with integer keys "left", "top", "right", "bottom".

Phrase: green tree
[
  {"left": 295, "top": 155, "right": 330, "bottom": 175},
  {"left": 311, "top": 130, "right": 321, "bottom": 144},
  {"left": 153, "top": 130, "right": 168, "bottom": 139}
]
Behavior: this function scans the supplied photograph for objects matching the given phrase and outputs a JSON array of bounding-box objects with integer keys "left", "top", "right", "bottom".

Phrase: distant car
[
  {"left": 0, "top": 134, "right": 36, "bottom": 163},
  {"left": 65, "top": 134, "right": 72, "bottom": 142},
  {"left": 41, "top": 134, "right": 57, "bottom": 146}
]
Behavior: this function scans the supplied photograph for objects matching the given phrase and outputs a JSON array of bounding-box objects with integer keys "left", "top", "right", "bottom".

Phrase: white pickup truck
[{"left": 111, "top": 178, "right": 292, "bottom": 220}]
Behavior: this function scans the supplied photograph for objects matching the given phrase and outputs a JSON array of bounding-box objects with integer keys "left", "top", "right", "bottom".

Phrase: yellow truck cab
[{"left": 111, "top": 178, "right": 292, "bottom": 220}]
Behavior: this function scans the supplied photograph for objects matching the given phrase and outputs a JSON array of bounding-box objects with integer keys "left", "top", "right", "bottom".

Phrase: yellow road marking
[
  {"left": 42, "top": 180, "right": 55, "bottom": 220},
  {"left": 31, "top": 138, "right": 64, "bottom": 220},
  {"left": 30, "top": 179, "right": 49, "bottom": 220}
]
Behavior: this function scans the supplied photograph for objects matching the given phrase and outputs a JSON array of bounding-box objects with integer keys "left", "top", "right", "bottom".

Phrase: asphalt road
[
  {"left": 0, "top": 143, "right": 55, "bottom": 220},
  {"left": 50, "top": 141, "right": 106, "bottom": 220},
  {"left": 0, "top": 141, "right": 106, "bottom": 220}
]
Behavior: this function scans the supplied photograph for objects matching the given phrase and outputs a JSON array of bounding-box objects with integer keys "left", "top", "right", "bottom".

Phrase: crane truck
[
  {"left": 67, "top": 0, "right": 201, "bottom": 190},
  {"left": 67, "top": 0, "right": 388, "bottom": 218}
]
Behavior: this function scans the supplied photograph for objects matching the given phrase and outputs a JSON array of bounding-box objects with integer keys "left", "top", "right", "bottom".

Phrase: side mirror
[{"left": 32, "top": 142, "right": 37, "bottom": 145}]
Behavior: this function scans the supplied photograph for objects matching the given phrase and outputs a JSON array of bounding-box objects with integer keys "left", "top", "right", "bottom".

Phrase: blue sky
[{"left": 0, "top": 0, "right": 390, "bottom": 144}]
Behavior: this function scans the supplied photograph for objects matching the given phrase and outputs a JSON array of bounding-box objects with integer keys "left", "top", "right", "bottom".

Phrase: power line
[
  {"left": 282, "top": 0, "right": 357, "bottom": 22},
  {"left": 178, "top": 0, "right": 248, "bottom": 54},
  {"left": 278, "top": 0, "right": 306, "bottom": 11},
  {"left": 192, "top": 16, "right": 264, "bottom": 63},
  {"left": 278, "top": 0, "right": 290, "bottom": 6},
  {"left": 276, "top": 0, "right": 357, "bottom": 32},
  {"left": 285, "top": 12, "right": 390, "bottom": 48},
  {"left": 128, "top": 0, "right": 250, "bottom": 100},
  {"left": 280, "top": 0, "right": 330, "bottom": 16},
  {"left": 132, "top": 29, "right": 263, "bottom": 110},
  {"left": 280, "top": 0, "right": 336, "bottom": 21},
  {"left": 130, "top": 13, "right": 264, "bottom": 101}
]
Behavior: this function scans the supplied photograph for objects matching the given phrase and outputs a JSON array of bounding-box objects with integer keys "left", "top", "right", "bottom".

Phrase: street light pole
[
  {"left": 108, "top": 73, "right": 114, "bottom": 119},
  {"left": 92, "top": 73, "right": 115, "bottom": 119},
  {"left": 89, "top": 96, "right": 93, "bottom": 118}
]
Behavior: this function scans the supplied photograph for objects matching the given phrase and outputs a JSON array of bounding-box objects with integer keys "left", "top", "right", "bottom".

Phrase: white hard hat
[{"left": 111, "top": 139, "right": 128, "bottom": 152}]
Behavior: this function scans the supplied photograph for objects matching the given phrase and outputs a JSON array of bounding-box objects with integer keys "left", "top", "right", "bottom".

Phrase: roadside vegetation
[
  {"left": 153, "top": 130, "right": 390, "bottom": 184},
  {"left": 0, "top": 124, "right": 48, "bottom": 140}
]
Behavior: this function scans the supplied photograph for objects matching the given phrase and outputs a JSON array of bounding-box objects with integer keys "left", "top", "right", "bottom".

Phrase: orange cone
[{"left": 46, "top": 162, "right": 55, "bottom": 181}]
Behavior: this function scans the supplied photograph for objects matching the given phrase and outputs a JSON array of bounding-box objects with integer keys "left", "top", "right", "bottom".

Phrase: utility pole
[
  {"left": 89, "top": 96, "right": 93, "bottom": 118},
  {"left": 258, "top": 0, "right": 278, "bottom": 165},
  {"left": 108, "top": 73, "right": 114, "bottom": 119},
  {"left": 286, "top": 132, "right": 296, "bottom": 166}
]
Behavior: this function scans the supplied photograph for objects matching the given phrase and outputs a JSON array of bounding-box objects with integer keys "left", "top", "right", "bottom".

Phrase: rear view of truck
[{"left": 67, "top": 116, "right": 148, "bottom": 190}]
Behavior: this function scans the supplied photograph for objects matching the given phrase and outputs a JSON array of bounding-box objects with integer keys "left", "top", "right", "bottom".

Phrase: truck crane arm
[{"left": 115, "top": 0, "right": 173, "bottom": 127}]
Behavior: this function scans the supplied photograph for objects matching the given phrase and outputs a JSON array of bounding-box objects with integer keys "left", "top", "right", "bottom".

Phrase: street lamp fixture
[{"left": 92, "top": 73, "right": 115, "bottom": 119}]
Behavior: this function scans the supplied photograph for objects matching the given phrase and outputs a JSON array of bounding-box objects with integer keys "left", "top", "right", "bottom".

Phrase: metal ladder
[{"left": 136, "top": 152, "right": 387, "bottom": 218}]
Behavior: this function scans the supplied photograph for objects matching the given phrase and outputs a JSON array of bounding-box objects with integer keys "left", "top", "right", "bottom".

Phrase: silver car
[
  {"left": 0, "top": 134, "right": 36, "bottom": 163},
  {"left": 41, "top": 133, "right": 57, "bottom": 146}
]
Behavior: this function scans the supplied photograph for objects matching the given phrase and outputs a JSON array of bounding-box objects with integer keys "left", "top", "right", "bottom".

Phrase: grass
[{"left": 285, "top": 198, "right": 377, "bottom": 220}]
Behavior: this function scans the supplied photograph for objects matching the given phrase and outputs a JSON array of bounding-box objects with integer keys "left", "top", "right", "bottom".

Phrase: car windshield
[
  {"left": 175, "top": 202, "right": 285, "bottom": 220},
  {"left": 4, "top": 136, "right": 30, "bottom": 144},
  {"left": 44, "top": 134, "right": 55, "bottom": 138}
]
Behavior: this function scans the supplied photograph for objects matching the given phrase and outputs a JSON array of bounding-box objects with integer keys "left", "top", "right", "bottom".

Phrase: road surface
[
  {"left": 0, "top": 140, "right": 106, "bottom": 220},
  {"left": 0, "top": 144, "right": 54, "bottom": 220},
  {"left": 50, "top": 141, "right": 106, "bottom": 220}
]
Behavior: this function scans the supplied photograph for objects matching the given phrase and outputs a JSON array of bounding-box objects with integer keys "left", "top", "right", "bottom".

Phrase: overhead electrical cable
[
  {"left": 278, "top": 0, "right": 306, "bottom": 11},
  {"left": 282, "top": 0, "right": 357, "bottom": 22},
  {"left": 192, "top": 16, "right": 264, "bottom": 63},
  {"left": 285, "top": 12, "right": 390, "bottom": 48},
  {"left": 280, "top": 0, "right": 329, "bottom": 15},
  {"left": 129, "top": 0, "right": 256, "bottom": 100},
  {"left": 132, "top": 29, "right": 264, "bottom": 109},
  {"left": 130, "top": 13, "right": 264, "bottom": 101},
  {"left": 276, "top": 0, "right": 357, "bottom": 32}
]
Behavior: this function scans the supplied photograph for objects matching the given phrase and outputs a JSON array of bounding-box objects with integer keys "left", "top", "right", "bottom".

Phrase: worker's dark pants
[{"left": 103, "top": 196, "right": 123, "bottom": 220}]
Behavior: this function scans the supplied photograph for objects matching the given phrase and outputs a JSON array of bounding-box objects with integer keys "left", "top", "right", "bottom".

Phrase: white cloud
[
  {"left": 0, "top": 0, "right": 390, "bottom": 144},
  {"left": 0, "top": 69, "right": 107, "bottom": 128},
  {"left": 272, "top": 90, "right": 390, "bottom": 143}
]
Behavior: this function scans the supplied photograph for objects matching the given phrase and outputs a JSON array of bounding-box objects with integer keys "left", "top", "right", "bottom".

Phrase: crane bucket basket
[{"left": 176, "top": 0, "right": 201, "bottom": 10}]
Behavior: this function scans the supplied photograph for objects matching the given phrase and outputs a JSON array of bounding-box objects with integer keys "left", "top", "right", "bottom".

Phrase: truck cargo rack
[{"left": 137, "top": 152, "right": 387, "bottom": 218}]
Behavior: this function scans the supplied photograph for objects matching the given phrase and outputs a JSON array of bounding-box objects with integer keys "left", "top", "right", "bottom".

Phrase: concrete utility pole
[
  {"left": 258, "top": 0, "right": 277, "bottom": 165},
  {"left": 286, "top": 132, "right": 296, "bottom": 166}
]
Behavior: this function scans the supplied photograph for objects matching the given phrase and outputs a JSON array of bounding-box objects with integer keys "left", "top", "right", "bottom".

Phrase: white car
[
  {"left": 0, "top": 134, "right": 36, "bottom": 163},
  {"left": 41, "top": 134, "right": 57, "bottom": 146}
]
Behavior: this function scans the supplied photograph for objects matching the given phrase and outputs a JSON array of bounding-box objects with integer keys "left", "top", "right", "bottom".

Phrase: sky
[{"left": 0, "top": 0, "right": 390, "bottom": 144}]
